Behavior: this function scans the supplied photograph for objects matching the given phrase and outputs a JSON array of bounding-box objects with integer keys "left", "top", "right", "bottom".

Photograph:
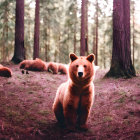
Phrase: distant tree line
[{"left": 0, "top": 0, "right": 139, "bottom": 77}]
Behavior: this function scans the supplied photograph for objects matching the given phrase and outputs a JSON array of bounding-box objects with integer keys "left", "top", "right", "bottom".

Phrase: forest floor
[{"left": 0, "top": 63, "right": 140, "bottom": 140}]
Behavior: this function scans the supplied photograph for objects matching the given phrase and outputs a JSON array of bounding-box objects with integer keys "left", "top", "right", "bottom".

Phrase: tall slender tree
[
  {"left": 85, "top": 0, "right": 88, "bottom": 55},
  {"left": 2, "top": 0, "right": 8, "bottom": 61},
  {"left": 132, "top": 0, "right": 135, "bottom": 66},
  {"left": 73, "top": 0, "right": 78, "bottom": 54},
  {"left": 105, "top": 0, "right": 135, "bottom": 78},
  {"left": 93, "top": 0, "right": 98, "bottom": 65},
  {"left": 93, "top": 24, "right": 96, "bottom": 60},
  {"left": 12, "top": 0, "right": 25, "bottom": 64},
  {"left": 80, "top": 0, "right": 86, "bottom": 56},
  {"left": 33, "top": 0, "right": 40, "bottom": 59},
  {"left": 74, "top": 23, "right": 77, "bottom": 54}
]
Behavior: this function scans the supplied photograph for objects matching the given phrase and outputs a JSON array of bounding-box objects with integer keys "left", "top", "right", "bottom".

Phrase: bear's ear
[
  {"left": 69, "top": 53, "right": 78, "bottom": 62},
  {"left": 86, "top": 54, "right": 95, "bottom": 63}
]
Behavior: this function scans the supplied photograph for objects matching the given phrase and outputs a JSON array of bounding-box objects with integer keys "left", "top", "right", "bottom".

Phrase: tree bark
[
  {"left": 44, "top": 27, "right": 48, "bottom": 61},
  {"left": 44, "top": 24, "right": 50, "bottom": 62},
  {"left": 95, "top": 0, "right": 98, "bottom": 65},
  {"left": 93, "top": 25, "right": 96, "bottom": 56},
  {"left": 105, "top": 0, "right": 136, "bottom": 78},
  {"left": 33, "top": 0, "right": 40, "bottom": 59},
  {"left": 92, "top": 0, "right": 98, "bottom": 65},
  {"left": 58, "top": 30, "right": 61, "bottom": 62},
  {"left": 74, "top": 30, "right": 76, "bottom": 54},
  {"left": 2, "top": 0, "right": 8, "bottom": 62},
  {"left": 73, "top": 6, "right": 77, "bottom": 54},
  {"left": 12, "top": 0, "right": 25, "bottom": 64},
  {"left": 80, "top": 0, "right": 86, "bottom": 56},
  {"left": 85, "top": 0, "right": 88, "bottom": 55},
  {"left": 132, "top": 1, "right": 135, "bottom": 66},
  {"left": 103, "top": 37, "right": 106, "bottom": 68}
]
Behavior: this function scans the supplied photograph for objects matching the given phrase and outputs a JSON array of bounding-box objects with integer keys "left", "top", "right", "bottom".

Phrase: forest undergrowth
[{"left": 0, "top": 64, "right": 140, "bottom": 140}]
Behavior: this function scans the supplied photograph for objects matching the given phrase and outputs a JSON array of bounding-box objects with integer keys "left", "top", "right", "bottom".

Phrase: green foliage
[
  {"left": 0, "top": 0, "right": 15, "bottom": 62},
  {"left": 0, "top": 0, "right": 139, "bottom": 69}
]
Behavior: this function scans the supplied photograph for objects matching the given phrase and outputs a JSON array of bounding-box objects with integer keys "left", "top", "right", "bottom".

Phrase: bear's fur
[
  {"left": 58, "top": 63, "right": 67, "bottom": 74},
  {"left": 19, "top": 58, "right": 48, "bottom": 71},
  {"left": 47, "top": 62, "right": 67, "bottom": 74},
  {"left": 52, "top": 53, "right": 95, "bottom": 130},
  {"left": 47, "top": 62, "right": 58, "bottom": 74},
  {"left": 0, "top": 64, "right": 12, "bottom": 77}
]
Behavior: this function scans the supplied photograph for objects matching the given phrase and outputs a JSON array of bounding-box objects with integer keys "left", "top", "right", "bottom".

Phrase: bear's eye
[
  {"left": 76, "top": 65, "right": 79, "bottom": 68},
  {"left": 84, "top": 65, "right": 87, "bottom": 68}
]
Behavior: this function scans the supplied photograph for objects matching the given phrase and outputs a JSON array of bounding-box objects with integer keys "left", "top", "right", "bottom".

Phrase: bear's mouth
[{"left": 77, "top": 75, "right": 85, "bottom": 81}]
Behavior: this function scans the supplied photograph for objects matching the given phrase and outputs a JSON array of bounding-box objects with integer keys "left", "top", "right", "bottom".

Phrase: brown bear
[
  {"left": 52, "top": 53, "right": 95, "bottom": 131},
  {"left": 58, "top": 63, "right": 68, "bottom": 74},
  {"left": 0, "top": 64, "right": 12, "bottom": 77},
  {"left": 47, "top": 62, "right": 67, "bottom": 74},
  {"left": 19, "top": 58, "right": 48, "bottom": 72},
  {"left": 47, "top": 62, "right": 58, "bottom": 74}
]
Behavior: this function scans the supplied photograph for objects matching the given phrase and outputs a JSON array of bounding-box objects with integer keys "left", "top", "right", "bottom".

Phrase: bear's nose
[{"left": 78, "top": 72, "right": 83, "bottom": 77}]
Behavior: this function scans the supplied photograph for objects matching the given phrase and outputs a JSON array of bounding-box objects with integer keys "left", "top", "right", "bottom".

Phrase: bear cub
[
  {"left": 53, "top": 53, "right": 95, "bottom": 131},
  {"left": 0, "top": 64, "right": 12, "bottom": 77}
]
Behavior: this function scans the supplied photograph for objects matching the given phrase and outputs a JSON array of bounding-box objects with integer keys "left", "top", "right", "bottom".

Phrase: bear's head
[
  {"left": 69, "top": 53, "right": 95, "bottom": 85},
  {"left": 19, "top": 61, "right": 26, "bottom": 69}
]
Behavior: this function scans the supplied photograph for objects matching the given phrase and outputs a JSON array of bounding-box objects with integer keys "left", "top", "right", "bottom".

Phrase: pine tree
[
  {"left": 94, "top": 0, "right": 98, "bottom": 65},
  {"left": 80, "top": 0, "right": 86, "bottom": 56},
  {"left": 12, "top": 0, "right": 25, "bottom": 64},
  {"left": 33, "top": 0, "right": 40, "bottom": 59}
]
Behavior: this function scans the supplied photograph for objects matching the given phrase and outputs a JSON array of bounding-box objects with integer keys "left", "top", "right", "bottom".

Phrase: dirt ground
[{"left": 0, "top": 63, "right": 140, "bottom": 140}]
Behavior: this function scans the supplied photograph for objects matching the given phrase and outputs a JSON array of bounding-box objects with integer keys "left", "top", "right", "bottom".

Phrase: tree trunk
[
  {"left": 93, "top": 25, "right": 96, "bottom": 56},
  {"left": 103, "top": 37, "right": 106, "bottom": 68},
  {"left": 93, "top": 0, "right": 98, "bottom": 65},
  {"left": 58, "top": 30, "right": 61, "bottom": 62},
  {"left": 73, "top": 7, "right": 77, "bottom": 54},
  {"left": 132, "top": 1, "right": 135, "bottom": 66},
  {"left": 12, "top": 0, "right": 25, "bottom": 64},
  {"left": 45, "top": 43, "right": 48, "bottom": 61},
  {"left": 85, "top": 0, "right": 88, "bottom": 55},
  {"left": 74, "top": 30, "right": 76, "bottom": 54},
  {"left": 105, "top": 0, "right": 136, "bottom": 78},
  {"left": 44, "top": 27, "right": 48, "bottom": 61},
  {"left": 33, "top": 0, "right": 40, "bottom": 59},
  {"left": 95, "top": 0, "right": 98, "bottom": 65},
  {"left": 2, "top": 0, "right": 8, "bottom": 62},
  {"left": 46, "top": 24, "right": 50, "bottom": 62},
  {"left": 80, "top": 0, "right": 86, "bottom": 56}
]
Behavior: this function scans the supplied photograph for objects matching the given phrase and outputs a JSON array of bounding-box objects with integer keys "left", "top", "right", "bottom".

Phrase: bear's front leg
[
  {"left": 63, "top": 104, "right": 77, "bottom": 131},
  {"left": 25, "top": 64, "right": 29, "bottom": 70},
  {"left": 78, "top": 94, "right": 93, "bottom": 130},
  {"left": 53, "top": 100, "right": 64, "bottom": 125},
  {"left": 78, "top": 106, "right": 90, "bottom": 130}
]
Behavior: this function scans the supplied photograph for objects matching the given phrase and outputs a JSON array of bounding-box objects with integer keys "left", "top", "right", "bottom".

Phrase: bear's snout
[
  {"left": 78, "top": 72, "right": 83, "bottom": 77},
  {"left": 77, "top": 65, "right": 84, "bottom": 77}
]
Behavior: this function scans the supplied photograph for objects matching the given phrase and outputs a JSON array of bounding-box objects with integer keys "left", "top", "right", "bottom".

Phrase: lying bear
[
  {"left": 0, "top": 64, "right": 12, "bottom": 77},
  {"left": 19, "top": 58, "right": 48, "bottom": 72},
  {"left": 47, "top": 62, "right": 67, "bottom": 74}
]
